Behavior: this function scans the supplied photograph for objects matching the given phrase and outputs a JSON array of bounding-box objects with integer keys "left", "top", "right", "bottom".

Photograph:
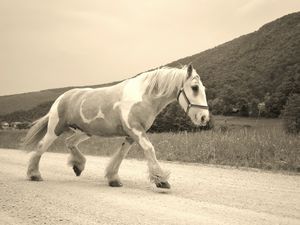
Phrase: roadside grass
[{"left": 0, "top": 117, "right": 299, "bottom": 172}]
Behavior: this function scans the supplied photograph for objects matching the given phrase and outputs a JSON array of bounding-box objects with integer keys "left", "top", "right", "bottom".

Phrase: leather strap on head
[{"left": 177, "top": 88, "right": 209, "bottom": 114}]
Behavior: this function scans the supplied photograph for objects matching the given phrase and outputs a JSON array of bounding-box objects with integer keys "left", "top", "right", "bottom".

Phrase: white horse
[{"left": 24, "top": 64, "right": 209, "bottom": 189}]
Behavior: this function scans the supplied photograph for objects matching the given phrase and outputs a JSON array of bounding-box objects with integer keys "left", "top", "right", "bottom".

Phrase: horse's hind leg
[
  {"left": 105, "top": 137, "right": 133, "bottom": 187},
  {"left": 65, "top": 129, "right": 90, "bottom": 176},
  {"left": 27, "top": 132, "right": 57, "bottom": 181},
  {"left": 27, "top": 95, "right": 65, "bottom": 181}
]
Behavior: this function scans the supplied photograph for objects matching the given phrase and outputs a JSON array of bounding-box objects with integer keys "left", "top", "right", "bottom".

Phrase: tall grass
[
  {"left": 148, "top": 129, "right": 299, "bottom": 171},
  {"left": 0, "top": 117, "right": 299, "bottom": 172}
]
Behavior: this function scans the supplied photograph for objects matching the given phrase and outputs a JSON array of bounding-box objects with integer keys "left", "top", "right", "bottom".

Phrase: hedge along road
[{"left": 0, "top": 149, "right": 299, "bottom": 225}]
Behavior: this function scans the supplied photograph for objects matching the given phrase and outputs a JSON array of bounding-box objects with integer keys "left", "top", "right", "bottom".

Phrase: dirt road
[{"left": 0, "top": 149, "right": 299, "bottom": 225}]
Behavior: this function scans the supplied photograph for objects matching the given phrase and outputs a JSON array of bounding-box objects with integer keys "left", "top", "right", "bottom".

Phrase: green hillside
[
  {"left": 0, "top": 12, "right": 299, "bottom": 129},
  {"left": 167, "top": 12, "right": 300, "bottom": 117}
]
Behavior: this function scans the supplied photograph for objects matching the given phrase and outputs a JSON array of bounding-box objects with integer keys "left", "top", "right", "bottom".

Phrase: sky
[{"left": 0, "top": 0, "right": 300, "bottom": 96}]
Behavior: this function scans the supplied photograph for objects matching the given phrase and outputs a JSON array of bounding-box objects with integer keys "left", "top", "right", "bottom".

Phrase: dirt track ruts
[{"left": 0, "top": 149, "right": 299, "bottom": 225}]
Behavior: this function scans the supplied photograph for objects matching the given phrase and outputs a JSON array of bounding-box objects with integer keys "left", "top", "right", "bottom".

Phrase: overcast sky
[{"left": 0, "top": 0, "right": 299, "bottom": 96}]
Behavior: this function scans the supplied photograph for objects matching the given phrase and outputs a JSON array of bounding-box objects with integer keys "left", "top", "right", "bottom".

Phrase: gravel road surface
[{"left": 0, "top": 149, "right": 299, "bottom": 225}]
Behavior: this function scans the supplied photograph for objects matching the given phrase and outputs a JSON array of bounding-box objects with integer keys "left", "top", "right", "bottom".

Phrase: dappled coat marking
[
  {"left": 80, "top": 99, "right": 105, "bottom": 123},
  {"left": 24, "top": 65, "right": 209, "bottom": 189}
]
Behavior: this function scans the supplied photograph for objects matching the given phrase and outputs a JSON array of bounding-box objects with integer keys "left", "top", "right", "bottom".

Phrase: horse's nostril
[{"left": 201, "top": 115, "right": 206, "bottom": 123}]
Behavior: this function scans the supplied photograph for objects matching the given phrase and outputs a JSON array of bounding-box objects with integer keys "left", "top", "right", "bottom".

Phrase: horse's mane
[{"left": 139, "top": 66, "right": 188, "bottom": 98}]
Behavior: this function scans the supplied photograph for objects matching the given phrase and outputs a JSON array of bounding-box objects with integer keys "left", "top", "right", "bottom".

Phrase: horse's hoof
[
  {"left": 73, "top": 165, "right": 82, "bottom": 176},
  {"left": 29, "top": 175, "right": 43, "bottom": 181},
  {"left": 156, "top": 181, "right": 171, "bottom": 189},
  {"left": 108, "top": 180, "right": 123, "bottom": 187}
]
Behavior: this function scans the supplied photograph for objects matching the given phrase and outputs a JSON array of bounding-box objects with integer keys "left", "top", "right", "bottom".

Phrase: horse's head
[{"left": 177, "top": 64, "right": 209, "bottom": 126}]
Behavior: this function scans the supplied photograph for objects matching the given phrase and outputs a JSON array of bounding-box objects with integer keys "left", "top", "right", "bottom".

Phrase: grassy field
[{"left": 0, "top": 116, "right": 299, "bottom": 172}]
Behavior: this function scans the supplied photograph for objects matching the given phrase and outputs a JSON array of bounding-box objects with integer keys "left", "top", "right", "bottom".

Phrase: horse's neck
[
  {"left": 125, "top": 68, "right": 184, "bottom": 115},
  {"left": 146, "top": 88, "right": 179, "bottom": 115}
]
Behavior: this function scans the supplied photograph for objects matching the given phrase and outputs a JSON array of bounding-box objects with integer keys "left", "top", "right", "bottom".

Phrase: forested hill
[
  {"left": 0, "top": 81, "right": 120, "bottom": 116},
  {"left": 0, "top": 12, "right": 299, "bottom": 128},
  {"left": 167, "top": 12, "right": 300, "bottom": 117}
]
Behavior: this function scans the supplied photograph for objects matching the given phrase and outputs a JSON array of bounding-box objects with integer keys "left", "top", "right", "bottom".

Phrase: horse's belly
[{"left": 75, "top": 118, "right": 126, "bottom": 137}]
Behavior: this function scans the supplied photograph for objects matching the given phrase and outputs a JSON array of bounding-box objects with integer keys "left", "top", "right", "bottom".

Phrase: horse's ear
[{"left": 187, "top": 63, "right": 193, "bottom": 78}]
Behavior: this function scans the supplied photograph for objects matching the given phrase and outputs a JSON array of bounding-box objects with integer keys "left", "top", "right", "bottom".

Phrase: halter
[{"left": 177, "top": 88, "right": 209, "bottom": 114}]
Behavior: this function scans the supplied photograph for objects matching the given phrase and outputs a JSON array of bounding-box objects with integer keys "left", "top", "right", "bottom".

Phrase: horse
[{"left": 23, "top": 64, "right": 209, "bottom": 189}]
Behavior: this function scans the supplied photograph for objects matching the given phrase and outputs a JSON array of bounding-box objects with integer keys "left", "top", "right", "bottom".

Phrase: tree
[
  {"left": 210, "top": 98, "right": 224, "bottom": 115},
  {"left": 281, "top": 94, "right": 300, "bottom": 133},
  {"left": 237, "top": 97, "right": 249, "bottom": 117},
  {"left": 249, "top": 98, "right": 260, "bottom": 117}
]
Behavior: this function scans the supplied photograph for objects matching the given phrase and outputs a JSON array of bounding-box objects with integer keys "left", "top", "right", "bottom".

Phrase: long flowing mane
[{"left": 138, "top": 66, "right": 187, "bottom": 98}]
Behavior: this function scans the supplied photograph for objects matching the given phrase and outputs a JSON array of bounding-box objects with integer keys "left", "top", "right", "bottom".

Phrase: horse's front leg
[
  {"left": 128, "top": 128, "right": 171, "bottom": 189},
  {"left": 105, "top": 137, "right": 134, "bottom": 187}
]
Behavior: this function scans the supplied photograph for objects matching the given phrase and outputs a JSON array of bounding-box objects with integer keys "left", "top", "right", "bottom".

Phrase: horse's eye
[{"left": 191, "top": 85, "right": 199, "bottom": 92}]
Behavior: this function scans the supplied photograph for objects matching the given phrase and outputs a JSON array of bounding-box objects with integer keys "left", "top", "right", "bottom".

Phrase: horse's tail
[{"left": 23, "top": 114, "right": 49, "bottom": 150}]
